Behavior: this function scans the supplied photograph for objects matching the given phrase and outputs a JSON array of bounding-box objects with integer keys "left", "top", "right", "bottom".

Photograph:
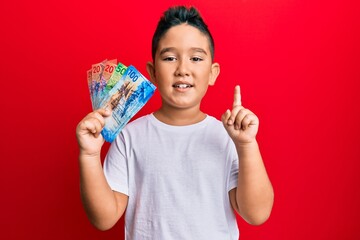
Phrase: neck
[{"left": 154, "top": 104, "right": 206, "bottom": 126}]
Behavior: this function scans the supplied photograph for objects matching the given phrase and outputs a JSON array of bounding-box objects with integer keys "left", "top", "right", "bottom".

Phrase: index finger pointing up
[{"left": 233, "top": 85, "right": 242, "bottom": 108}]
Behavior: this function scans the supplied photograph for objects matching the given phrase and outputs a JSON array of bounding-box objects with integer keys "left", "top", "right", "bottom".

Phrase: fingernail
[{"left": 228, "top": 119, "right": 233, "bottom": 125}]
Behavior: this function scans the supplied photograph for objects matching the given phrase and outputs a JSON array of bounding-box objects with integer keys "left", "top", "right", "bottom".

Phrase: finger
[
  {"left": 228, "top": 105, "right": 244, "bottom": 125},
  {"left": 97, "top": 106, "right": 112, "bottom": 117},
  {"left": 232, "top": 85, "right": 242, "bottom": 108},
  {"left": 241, "top": 113, "right": 258, "bottom": 130},
  {"left": 82, "top": 119, "right": 98, "bottom": 134},
  {"left": 221, "top": 109, "right": 231, "bottom": 124},
  {"left": 234, "top": 108, "right": 249, "bottom": 130},
  {"left": 91, "top": 112, "right": 106, "bottom": 128},
  {"left": 82, "top": 112, "right": 105, "bottom": 134},
  {"left": 92, "top": 119, "right": 103, "bottom": 138}
]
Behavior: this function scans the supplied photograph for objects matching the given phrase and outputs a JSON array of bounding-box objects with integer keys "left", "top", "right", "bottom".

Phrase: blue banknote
[{"left": 101, "top": 65, "right": 156, "bottom": 142}]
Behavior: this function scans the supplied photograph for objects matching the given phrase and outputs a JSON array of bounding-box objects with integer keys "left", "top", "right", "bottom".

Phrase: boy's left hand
[{"left": 222, "top": 85, "right": 259, "bottom": 145}]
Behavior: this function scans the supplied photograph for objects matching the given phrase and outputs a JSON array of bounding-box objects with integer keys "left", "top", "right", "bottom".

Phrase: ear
[
  {"left": 208, "top": 62, "right": 220, "bottom": 86},
  {"left": 146, "top": 61, "right": 157, "bottom": 85}
]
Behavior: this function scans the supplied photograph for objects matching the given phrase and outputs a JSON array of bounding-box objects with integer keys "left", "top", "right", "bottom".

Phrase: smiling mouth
[{"left": 172, "top": 84, "right": 193, "bottom": 89}]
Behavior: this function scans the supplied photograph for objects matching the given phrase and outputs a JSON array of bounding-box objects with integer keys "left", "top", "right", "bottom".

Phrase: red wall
[{"left": 1, "top": 0, "right": 360, "bottom": 239}]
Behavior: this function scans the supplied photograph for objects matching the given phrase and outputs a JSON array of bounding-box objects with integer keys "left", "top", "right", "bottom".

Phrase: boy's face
[{"left": 147, "top": 24, "right": 219, "bottom": 111}]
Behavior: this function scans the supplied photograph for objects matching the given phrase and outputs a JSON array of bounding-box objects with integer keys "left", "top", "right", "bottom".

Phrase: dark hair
[{"left": 151, "top": 6, "right": 215, "bottom": 61}]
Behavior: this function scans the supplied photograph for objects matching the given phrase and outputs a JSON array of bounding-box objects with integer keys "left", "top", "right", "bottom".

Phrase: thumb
[{"left": 98, "top": 106, "right": 112, "bottom": 117}]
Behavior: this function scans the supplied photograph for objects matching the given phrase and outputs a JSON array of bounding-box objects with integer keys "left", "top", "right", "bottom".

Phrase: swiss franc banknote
[
  {"left": 98, "top": 62, "right": 127, "bottom": 108},
  {"left": 100, "top": 65, "right": 156, "bottom": 142},
  {"left": 90, "top": 60, "right": 106, "bottom": 110},
  {"left": 94, "top": 59, "right": 117, "bottom": 109}
]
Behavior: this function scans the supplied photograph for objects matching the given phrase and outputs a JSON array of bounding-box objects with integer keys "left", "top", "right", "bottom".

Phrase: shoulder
[
  {"left": 204, "top": 115, "right": 229, "bottom": 136},
  {"left": 122, "top": 114, "right": 153, "bottom": 133},
  {"left": 206, "top": 115, "right": 223, "bottom": 127},
  {"left": 199, "top": 115, "right": 234, "bottom": 151},
  {"left": 205, "top": 114, "right": 237, "bottom": 145},
  {"left": 113, "top": 114, "right": 151, "bottom": 143},
  {"left": 125, "top": 114, "right": 150, "bottom": 129}
]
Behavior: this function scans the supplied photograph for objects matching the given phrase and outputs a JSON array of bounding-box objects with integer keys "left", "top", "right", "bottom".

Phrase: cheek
[
  {"left": 195, "top": 71, "right": 211, "bottom": 84},
  {"left": 196, "top": 75, "right": 210, "bottom": 91},
  {"left": 153, "top": 75, "right": 169, "bottom": 93},
  {"left": 155, "top": 67, "right": 169, "bottom": 81}
]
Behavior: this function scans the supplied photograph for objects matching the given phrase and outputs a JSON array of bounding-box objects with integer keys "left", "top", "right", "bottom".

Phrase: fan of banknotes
[{"left": 87, "top": 59, "right": 156, "bottom": 142}]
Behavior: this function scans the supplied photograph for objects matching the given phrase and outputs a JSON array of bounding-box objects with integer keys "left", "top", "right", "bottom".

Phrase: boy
[{"left": 76, "top": 6, "right": 274, "bottom": 239}]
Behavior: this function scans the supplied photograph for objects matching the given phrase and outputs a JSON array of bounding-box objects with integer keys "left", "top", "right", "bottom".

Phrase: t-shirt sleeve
[
  {"left": 103, "top": 132, "right": 129, "bottom": 196},
  {"left": 227, "top": 142, "right": 239, "bottom": 192}
]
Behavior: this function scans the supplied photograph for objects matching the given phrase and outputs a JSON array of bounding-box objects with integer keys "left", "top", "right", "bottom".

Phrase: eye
[
  {"left": 163, "top": 56, "right": 177, "bottom": 61},
  {"left": 191, "top": 57, "right": 203, "bottom": 62}
]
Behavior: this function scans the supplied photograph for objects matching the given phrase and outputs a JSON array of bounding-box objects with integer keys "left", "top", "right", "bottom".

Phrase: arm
[
  {"left": 222, "top": 86, "right": 274, "bottom": 225},
  {"left": 76, "top": 108, "right": 128, "bottom": 230}
]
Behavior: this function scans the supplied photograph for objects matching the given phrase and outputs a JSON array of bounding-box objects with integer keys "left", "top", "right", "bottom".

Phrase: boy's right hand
[{"left": 76, "top": 108, "right": 111, "bottom": 157}]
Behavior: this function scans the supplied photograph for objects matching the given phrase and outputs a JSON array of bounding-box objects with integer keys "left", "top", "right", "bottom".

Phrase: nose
[{"left": 174, "top": 59, "right": 190, "bottom": 77}]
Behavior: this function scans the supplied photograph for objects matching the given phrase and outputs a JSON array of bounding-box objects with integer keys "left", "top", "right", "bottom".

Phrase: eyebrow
[
  {"left": 159, "top": 47, "right": 208, "bottom": 55},
  {"left": 159, "top": 47, "right": 175, "bottom": 55},
  {"left": 191, "top": 48, "right": 208, "bottom": 55}
]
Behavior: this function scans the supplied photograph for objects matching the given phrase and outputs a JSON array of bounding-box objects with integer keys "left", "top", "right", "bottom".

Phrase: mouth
[{"left": 172, "top": 83, "right": 194, "bottom": 89}]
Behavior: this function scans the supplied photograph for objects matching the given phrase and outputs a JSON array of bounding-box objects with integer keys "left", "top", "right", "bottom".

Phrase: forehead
[{"left": 157, "top": 24, "right": 211, "bottom": 53}]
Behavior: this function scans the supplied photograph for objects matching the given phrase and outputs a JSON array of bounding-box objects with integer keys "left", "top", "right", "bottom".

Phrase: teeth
[{"left": 174, "top": 84, "right": 192, "bottom": 88}]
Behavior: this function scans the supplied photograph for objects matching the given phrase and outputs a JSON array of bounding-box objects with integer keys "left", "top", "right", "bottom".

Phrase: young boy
[{"left": 76, "top": 6, "right": 274, "bottom": 239}]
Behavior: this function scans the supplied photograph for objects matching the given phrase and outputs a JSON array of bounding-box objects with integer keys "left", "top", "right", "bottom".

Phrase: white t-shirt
[{"left": 104, "top": 114, "right": 239, "bottom": 239}]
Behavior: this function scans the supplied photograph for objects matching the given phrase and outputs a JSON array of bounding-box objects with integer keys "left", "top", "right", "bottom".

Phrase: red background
[{"left": 1, "top": 0, "right": 359, "bottom": 239}]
